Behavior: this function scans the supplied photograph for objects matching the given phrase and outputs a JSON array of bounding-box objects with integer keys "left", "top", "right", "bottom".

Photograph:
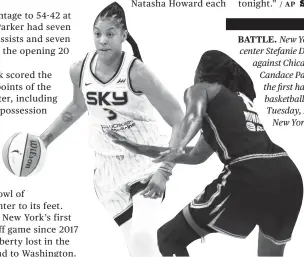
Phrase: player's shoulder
[
  {"left": 70, "top": 51, "right": 93, "bottom": 82},
  {"left": 129, "top": 59, "right": 149, "bottom": 79},
  {"left": 71, "top": 58, "right": 85, "bottom": 70},
  {"left": 70, "top": 60, "right": 84, "bottom": 76},
  {"left": 194, "top": 82, "right": 221, "bottom": 91},
  {"left": 129, "top": 59, "right": 160, "bottom": 91},
  {"left": 69, "top": 60, "right": 84, "bottom": 88},
  {"left": 186, "top": 82, "right": 222, "bottom": 102},
  {"left": 70, "top": 52, "right": 91, "bottom": 87}
]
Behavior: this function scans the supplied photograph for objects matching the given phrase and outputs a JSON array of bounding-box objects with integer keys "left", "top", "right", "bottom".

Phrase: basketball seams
[
  {"left": 24, "top": 135, "right": 45, "bottom": 176},
  {"left": 6, "top": 132, "right": 20, "bottom": 174},
  {"left": 3, "top": 133, "right": 46, "bottom": 177},
  {"left": 20, "top": 133, "right": 29, "bottom": 177},
  {"left": 32, "top": 136, "right": 41, "bottom": 171}
]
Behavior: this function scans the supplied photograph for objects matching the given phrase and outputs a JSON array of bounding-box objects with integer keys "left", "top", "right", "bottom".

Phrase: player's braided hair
[
  {"left": 94, "top": 2, "right": 143, "bottom": 61},
  {"left": 197, "top": 50, "right": 256, "bottom": 101}
]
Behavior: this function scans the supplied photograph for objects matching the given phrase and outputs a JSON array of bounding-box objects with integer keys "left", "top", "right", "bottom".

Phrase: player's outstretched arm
[
  {"left": 40, "top": 61, "right": 87, "bottom": 148},
  {"left": 173, "top": 134, "right": 214, "bottom": 164},
  {"left": 107, "top": 130, "right": 197, "bottom": 159},
  {"left": 136, "top": 141, "right": 212, "bottom": 165},
  {"left": 107, "top": 130, "right": 170, "bottom": 157},
  {"left": 153, "top": 84, "right": 209, "bottom": 163}
]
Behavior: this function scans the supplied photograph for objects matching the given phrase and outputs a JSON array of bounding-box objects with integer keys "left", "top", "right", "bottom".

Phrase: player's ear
[{"left": 122, "top": 30, "right": 128, "bottom": 42}]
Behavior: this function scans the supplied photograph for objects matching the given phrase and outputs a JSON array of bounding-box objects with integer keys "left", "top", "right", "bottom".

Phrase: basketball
[{"left": 2, "top": 133, "right": 47, "bottom": 177}]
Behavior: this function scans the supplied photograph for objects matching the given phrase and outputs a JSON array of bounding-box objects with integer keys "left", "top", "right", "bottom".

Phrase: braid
[
  {"left": 197, "top": 50, "right": 256, "bottom": 101},
  {"left": 95, "top": 2, "right": 127, "bottom": 30},
  {"left": 127, "top": 33, "right": 142, "bottom": 61},
  {"left": 95, "top": 2, "right": 143, "bottom": 61}
]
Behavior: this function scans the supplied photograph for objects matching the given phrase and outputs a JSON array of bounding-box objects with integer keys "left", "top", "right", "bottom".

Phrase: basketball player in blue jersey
[
  {"left": 39, "top": 2, "right": 183, "bottom": 257},
  {"left": 107, "top": 50, "right": 303, "bottom": 256}
]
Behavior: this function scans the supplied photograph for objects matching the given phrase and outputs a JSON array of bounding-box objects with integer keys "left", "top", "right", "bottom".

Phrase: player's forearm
[
  {"left": 136, "top": 145, "right": 194, "bottom": 158},
  {"left": 174, "top": 149, "right": 211, "bottom": 165},
  {"left": 162, "top": 113, "right": 184, "bottom": 174},
  {"left": 40, "top": 102, "right": 86, "bottom": 147},
  {"left": 137, "top": 145, "right": 170, "bottom": 158},
  {"left": 173, "top": 154, "right": 199, "bottom": 165},
  {"left": 166, "top": 105, "right": 184, "bottom": 144},
  {"left": 168, "top": 123, "right": 181, "bottom": 147},
  {"left": 138, "top": 143, "right": 194, "bottom": 180},
  {"left": 175, "top": 115, "right": 203, "bottom": 150}
]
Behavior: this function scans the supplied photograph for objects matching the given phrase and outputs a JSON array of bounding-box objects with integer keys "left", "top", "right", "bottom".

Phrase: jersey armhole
[
  {"left": 79, "top": 53, "right": 89, "bottom": 90},
  {"left": 128, "top": 58, "right": 144, "bottom": 96}
]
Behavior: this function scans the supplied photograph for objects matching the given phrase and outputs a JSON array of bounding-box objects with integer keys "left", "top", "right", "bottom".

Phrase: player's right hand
[
  {"left": 140, "top": 171, "right": 166, "bottom": 199},
  {"left": 106, "top": 130, "right": 140, "bottom": 154}
]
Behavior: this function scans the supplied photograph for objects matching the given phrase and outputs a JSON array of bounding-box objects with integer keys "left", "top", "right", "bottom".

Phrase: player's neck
[{"left": 96, "top": 51, "right": 123, "bottom": 74}]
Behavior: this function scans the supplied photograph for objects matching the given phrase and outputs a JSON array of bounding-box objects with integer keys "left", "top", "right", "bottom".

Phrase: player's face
[{"left": 93, "top": 18, "right": 127, "bottom": 61}]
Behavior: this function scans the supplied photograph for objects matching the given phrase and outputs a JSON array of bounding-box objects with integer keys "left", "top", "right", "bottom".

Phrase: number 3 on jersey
[{"left": 103, "top": 108, "right": 117, "bottom": 120}]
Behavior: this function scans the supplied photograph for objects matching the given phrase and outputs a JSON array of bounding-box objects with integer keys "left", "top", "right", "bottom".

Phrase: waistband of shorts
[{"left": 226, "top": 152, "right": 288, "bottom": 167}]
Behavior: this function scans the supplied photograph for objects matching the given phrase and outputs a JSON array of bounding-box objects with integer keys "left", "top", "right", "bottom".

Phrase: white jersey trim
[
  {"left": 127, "top": 58, "right": 143, "bottom": 96},
  {"left": 190, "top": 168, "right": 231, "bottom": 209},
  {"left": 89, "top": 51, "right": 126, "bottom": 85},
  {"left": 205, "top": 114, "right": 231, "bottom": 160},
  {"left": 79, "top": 53, "right": 90, "bottom": 90},
  {"left": 228, "top": 152, "right": 288, "bottom": 166}
]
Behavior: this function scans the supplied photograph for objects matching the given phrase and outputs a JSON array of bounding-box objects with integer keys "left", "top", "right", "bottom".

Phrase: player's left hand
[
  {"left": 140, "top": 171, "right": 167, "bottom": 199},
  {"left": 153, "top": 147, "right": 185, "bottom": 163}
]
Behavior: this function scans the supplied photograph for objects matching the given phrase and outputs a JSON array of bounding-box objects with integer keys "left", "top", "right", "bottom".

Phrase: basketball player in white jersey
[{"left": 39, "top": 2, "right": 183, "bottom": 257}]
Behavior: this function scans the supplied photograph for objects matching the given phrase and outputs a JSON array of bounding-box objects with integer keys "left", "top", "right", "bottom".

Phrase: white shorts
[{"left": 93, "top": 152, "right": 161, "bottom": 226}]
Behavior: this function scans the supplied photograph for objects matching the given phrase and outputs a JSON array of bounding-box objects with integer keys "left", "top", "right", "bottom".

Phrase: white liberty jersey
[{"left": 80, "top": 51, "right": 167, "bottom": 155}]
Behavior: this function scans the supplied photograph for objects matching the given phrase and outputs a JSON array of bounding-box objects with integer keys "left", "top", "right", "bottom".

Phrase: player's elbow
[
  {"left": 188, "top": 151, "right": 212, "bottom": 165},
  {"left": 73, "top": 94, "right": 87, "bottom": 111},
  {"left": 69, "top": 100, "right": 87, "bottom": 118},
  {"left": 186, "top": 114, "right": 203, "bottom": 126},
  {"left": 75, "top": 102, "right": 87, "bottom": 113},
  {"left": 176, "top": 154, "right": 203, "bottom": 165},
  {"left": 189, "top": 156, "right": 204, "bottom": 165}
]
